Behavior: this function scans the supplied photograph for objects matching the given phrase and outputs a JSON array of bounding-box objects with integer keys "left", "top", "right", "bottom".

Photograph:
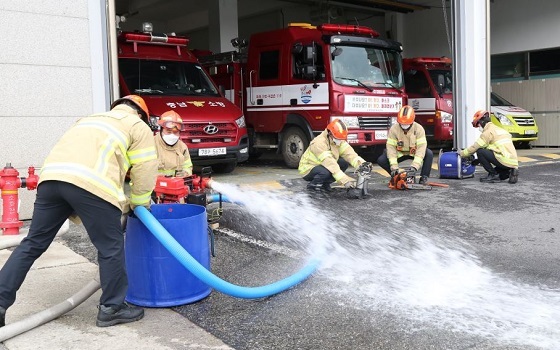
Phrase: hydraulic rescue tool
[
  {"left": 388, "top": 167, "right": 432, "bottom": 190},
  {"left": 348, "top": 162, "right": 373, "bottom": 199}
]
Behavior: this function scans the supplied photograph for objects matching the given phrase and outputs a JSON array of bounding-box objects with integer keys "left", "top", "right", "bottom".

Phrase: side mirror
[
  {"left": 436, "top": 74, "right": 445, "bottom": 97},
  {"left": 331, "top": 47, "right": 343, "bottom": 60}
]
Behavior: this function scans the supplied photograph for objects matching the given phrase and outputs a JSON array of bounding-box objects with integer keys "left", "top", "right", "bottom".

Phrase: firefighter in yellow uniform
[
  {"left": 459, "top": 110, "right": 519, "bottom": 183},
  {"left": 155, "top": 110, "right": 193, "bottom": 176},
  {"left": 0, "top": 95, "right": 158, "bottom": 329},
  {"left": 299, "top": 119, "right": 371, "bottom": 192},
  {"left": 377, "top": 105, "right": 433, "bottom": 184}
]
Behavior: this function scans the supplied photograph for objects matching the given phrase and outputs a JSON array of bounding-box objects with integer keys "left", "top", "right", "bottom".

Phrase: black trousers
[
  {"left": 377, "top": 148, "right": 434, "bottom": 177},
  {"left": 477, "top": 148, "right": 513, "bottom": 178},
  {"left": 0, "top": 181, "right": 126, "bottom": 309},
  {"left": 303, "top": 159, "right": 349, "bottom": 185}
]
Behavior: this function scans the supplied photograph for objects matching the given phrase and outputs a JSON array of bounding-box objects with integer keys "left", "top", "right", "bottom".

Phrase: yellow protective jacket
[
  {"left": 39, "top": 105, "right": 158, "bottom": 211},
  {"left": 461, "top": 122, "right": 519, "bottom": 168},
  {"left": 154, "top": 134, "right": 193, "bottom": 176},
  {"left": 386, "top": 122, "right": 428, "bottom": 171},
  {"left": 298, "top": 130, "right": 365, "bottom": 184}
]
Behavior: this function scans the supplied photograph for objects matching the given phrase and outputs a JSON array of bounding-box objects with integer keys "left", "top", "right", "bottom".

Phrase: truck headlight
[
  {"left": 438, "top": 111, "right": 453, "bottom": 123},
  {"left": 235, "top": 115, "right": 246, "bottom": 128},
  {"left": 494, "top": 112, "right": 512, "bottom": 126},
  {"left": 332, "top": 116, "right": 359, "bottom": 128}
]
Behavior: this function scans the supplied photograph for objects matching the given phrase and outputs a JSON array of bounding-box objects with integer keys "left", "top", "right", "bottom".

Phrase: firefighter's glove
[
  {"left": 390, "top": 169, "right": 398, "bottom": 178},
  {"left": 456, "top": 148, "right": 465, "bottom": 158},
  {"left": 344, "top": 180, "right": 357, "bottom": 189},
  {"left": 340, "top": 175, "right": 356, "bottom": 188}
]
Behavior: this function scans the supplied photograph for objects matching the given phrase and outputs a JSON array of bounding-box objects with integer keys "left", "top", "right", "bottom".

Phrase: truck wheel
[
  {"left": 281, "top": 127, "right": 309, "bottom": 168},
  {"left": 211, "top": 162, "right": 237, "bottom": 174}
]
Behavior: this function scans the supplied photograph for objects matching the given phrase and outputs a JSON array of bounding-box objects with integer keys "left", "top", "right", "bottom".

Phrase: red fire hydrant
[{"left": 0, "top": 163, "right": 39, "bottom": 235}]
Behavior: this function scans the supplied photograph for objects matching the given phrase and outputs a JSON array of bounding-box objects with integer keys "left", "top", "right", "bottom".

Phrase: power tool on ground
[{"left": 388, "top": 167, "right": 432, "bottom": 190}]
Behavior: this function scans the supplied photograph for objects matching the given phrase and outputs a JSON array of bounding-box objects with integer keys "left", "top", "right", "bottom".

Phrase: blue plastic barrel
[{"left": 125, "top": 203, "right": 211, "bottom": 307}]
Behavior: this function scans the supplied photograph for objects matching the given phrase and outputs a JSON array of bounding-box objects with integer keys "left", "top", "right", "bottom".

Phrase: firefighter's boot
[
  {"left": 306, "top": 183, "right": 323, "bottom": 192},
  {"left": 418, "top": 176, "right": 428, "bottom": 185},
  {"left": 480, "top": 172, "right": 501, "bottom": 183},
  {"left": 321, "top": 183, "right": 333, "bottom": 192},
  {"left": 508, "top": 168, "right": 519, "bottom": 184},
  {"left": 96, "top": 302, "right": 144, "bottom": 327}
]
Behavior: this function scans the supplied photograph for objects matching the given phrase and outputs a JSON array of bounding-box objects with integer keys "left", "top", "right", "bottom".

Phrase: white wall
[
  {"left": 490, "top": 0, "right": 560, "bottom": 54},
  {"left": 401, "top": 0, "right": 560, "bottom": 58},
  {"left": 0, "top": 0, "right": 101, "bottom": 221}
]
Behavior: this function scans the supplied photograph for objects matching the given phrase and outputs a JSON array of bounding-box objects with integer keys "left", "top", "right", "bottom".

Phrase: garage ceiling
[{"left": 116, "top": 0, "right": 446, "bottom": 31}]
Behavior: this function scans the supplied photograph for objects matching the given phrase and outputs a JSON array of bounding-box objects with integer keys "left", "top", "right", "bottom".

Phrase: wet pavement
[{"left": 56, "top": 147, "right": 560, "bottom": 350}]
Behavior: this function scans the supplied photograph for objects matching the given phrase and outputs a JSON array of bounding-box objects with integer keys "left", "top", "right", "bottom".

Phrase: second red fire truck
[
  {"left": 199, "top": 23, "right": 406, "bottom": 168},
  {"left": 117, "top": 25, "right": 249, "bottom": 173}
]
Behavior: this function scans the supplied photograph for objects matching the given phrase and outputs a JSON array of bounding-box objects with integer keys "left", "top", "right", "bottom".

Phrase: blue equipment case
[{"left": 438, "top": 150, "right": 476, "bottom": 179}]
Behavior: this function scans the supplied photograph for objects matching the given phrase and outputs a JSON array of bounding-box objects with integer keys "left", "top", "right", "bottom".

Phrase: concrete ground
[{"left": 0, "top": 147, "right": 559, "bottom": 349}]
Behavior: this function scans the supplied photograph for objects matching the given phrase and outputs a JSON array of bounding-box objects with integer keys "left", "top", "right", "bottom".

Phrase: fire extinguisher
[{"left": 0, "top": 163, "right": 39, "bottom": 235}]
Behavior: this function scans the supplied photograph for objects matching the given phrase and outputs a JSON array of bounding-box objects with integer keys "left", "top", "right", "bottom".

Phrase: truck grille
[
  {"left": 358, "top": 116, "right": 392, "bottom": 130},
  {"left": 512, "top": 116, "right": 536, "bottom": 126},
  {"left": 183, "top": 122, "right": 237, "bottom": 143}
]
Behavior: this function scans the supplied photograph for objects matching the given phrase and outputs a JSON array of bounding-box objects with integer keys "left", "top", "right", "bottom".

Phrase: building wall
[
  {"left": 401, "top": 0, "right": 560, "bottom": 57},
  {"left": 0, "top": 0, "right": 98, "bottom": 221}
]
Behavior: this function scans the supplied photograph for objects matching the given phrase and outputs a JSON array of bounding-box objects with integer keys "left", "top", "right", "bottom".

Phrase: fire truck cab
[
  {"left": 117, "top": 27, "right": 249, "bottom": 173},
  {"left": 200, "top": 23, "right": 405, "bottom": 168},
  {"left": 403, "top": 57, "right": 538, "bottom": 148},
  {"left": 403, "top": 57, "right": 454, "bottom": 148}
]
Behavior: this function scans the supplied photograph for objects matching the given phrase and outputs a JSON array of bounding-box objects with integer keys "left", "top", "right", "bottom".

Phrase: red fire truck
[
  {"left": 403, "top": 57, "right": 538, "bottom": 148},
  {"left": 117, "top": 27, "right": 248, "bottom": 173},
  {"left": 402, "top": 57, "right": 454, "bottom": 148},
  {"left": 199, "top": 23, "right": 405, "bottom": 168}
]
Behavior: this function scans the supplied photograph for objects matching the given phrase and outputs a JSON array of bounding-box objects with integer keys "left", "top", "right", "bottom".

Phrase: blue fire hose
[{"left": 134, "top": 205, "right": 321, "bottom": 299}]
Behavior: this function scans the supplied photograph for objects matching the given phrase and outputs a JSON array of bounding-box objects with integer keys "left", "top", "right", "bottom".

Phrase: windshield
[
  {"left": 427, "top": 69, "right": 453, "bottom": 94},
  {"left": 119, "top": 59, "right": 220, "bottom": 97},
  {"left": 331, "top": 45, "right": 403, "bottom": 89},
  {"left": 490, "top": 92, "right": 514, "bottom": 106}
]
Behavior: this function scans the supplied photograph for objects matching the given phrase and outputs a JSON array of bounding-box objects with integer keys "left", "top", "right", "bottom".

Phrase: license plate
[
  {"left": 524, "top": 130, "right": 536, "bottom": 135},
  {"left": 375, "top": 130, "right": 388, "bottom": 140},
  {"left": 198, "top": 147, "right": 226, "bottom": 156}
]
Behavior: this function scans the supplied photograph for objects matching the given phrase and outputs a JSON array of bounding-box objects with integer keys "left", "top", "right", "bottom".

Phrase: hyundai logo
[{"left": 203, "top": 124, "right": 219, "bottom": 135}]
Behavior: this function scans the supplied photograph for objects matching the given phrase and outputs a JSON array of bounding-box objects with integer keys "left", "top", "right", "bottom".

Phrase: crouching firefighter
[
  {"left": 377, "top": 105, "right": 433, "bottom": 184},
  {"left": 298, "top": 119, "right": 372, "bottom": 192},
  {"left": 459, "top": 110, "right": 519, "bottom": 184}
]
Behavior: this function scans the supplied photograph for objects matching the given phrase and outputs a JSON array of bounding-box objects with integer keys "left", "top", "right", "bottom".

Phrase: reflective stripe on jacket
[
  {"left": 154, "top": 134, "right": 193, "bottom": 176},
  {"left": 461, "top": 122, "right": 518, "bottom": 168},
  {"left": 386, "top": 122, "right": 428, "bottom": 170},
  {"left": 39, "top": 105, "right": 158, "bottom": 211},
  {"left": 298, "top": 130, "right": 365, "bottom": 182}
]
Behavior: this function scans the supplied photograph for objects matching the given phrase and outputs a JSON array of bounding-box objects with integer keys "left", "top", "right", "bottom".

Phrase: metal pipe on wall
[{"left": 106, "top": 0, "right": 120, "bottom": 102}]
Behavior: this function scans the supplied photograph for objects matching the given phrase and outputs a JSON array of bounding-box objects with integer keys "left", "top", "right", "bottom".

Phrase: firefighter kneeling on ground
[
  {"left": 298, "top": 119, "right": 372, "bottom": 192},
  {"left": 155, "top": 110, "right": 193, "bottom": 177},
  {"left": 377, "top": 105, "right": 433, "bottom": 184},
  {"left": 458, "top": 110, "right": 519, "bottom": 184}
]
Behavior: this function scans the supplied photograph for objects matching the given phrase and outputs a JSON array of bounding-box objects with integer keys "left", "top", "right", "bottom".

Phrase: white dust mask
[
  {"left": 333, "top": 138, "right": 343, "bottom": 146},
  {"left": 400, "top": 124, "right": 411, "bottom": 130},
  {"left": 478, "top": 126, "right": 484, "bottom": 133},
  {"left": 162, "top": 133, "right": 180, "bottom": 146}
]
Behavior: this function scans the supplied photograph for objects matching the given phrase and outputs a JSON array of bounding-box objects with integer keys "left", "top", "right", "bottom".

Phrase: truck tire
[
  {"left": 211, "top": 161, "right": 237, "bottom": 174},
  {"left": 281, "top": 127, "right": 309, "bottom": 169}
]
